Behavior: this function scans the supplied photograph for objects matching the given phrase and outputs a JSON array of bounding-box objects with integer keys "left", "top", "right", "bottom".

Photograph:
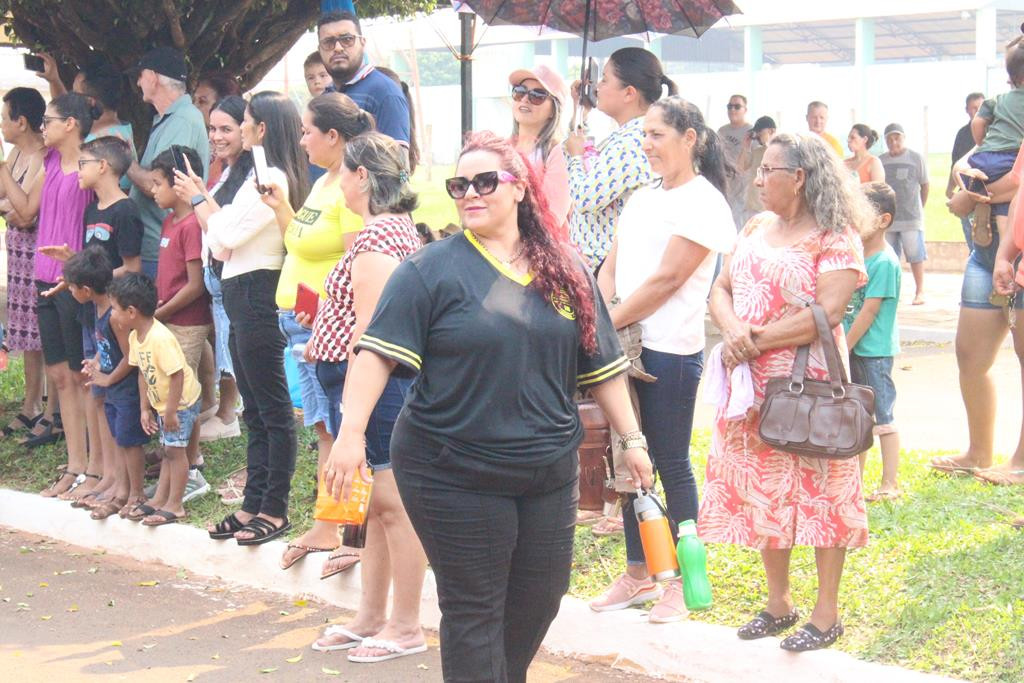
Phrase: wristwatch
[
  {"left": 190, "top": 194, "right": 207, "bottom": 207},
  {"left": 618, "top": 430, "right": 648, "bottom": 452}
]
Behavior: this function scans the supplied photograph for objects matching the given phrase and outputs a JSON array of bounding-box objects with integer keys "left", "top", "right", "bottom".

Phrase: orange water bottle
[
  {"left": 314, "top": 472, "right": 373, "bottom": 525},
  {"left": 634, "top": 489, "right": 680, "bottom": 582}
]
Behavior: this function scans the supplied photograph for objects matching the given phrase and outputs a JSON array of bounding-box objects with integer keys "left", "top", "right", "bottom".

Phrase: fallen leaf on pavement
[
  {"left": 260, "top": 667, "right": 278, "bottom": 674},
  {"left": 418, "top": 664, "right": 429, "bottom": 670},
  {"left": 88, "top": 567, "right": 99, "bottom": 574},
  {"left": 66, "top": 605, "right": 78, "bottom": 612},
  {"left": 321, "top": 667, "right": 341, "bottom": 676},
  {"left": 38, "top": 582, "right": 48, "bottom": 588},
  {"left": 279, "top": 611, "right": 289, "bottom": 616},
  {"left": 186, "top": 674, "right": 196, "bottom": 682},
  {"left": 59, "top": 570, "right": 76, "bottom": 575},
  {"left": 293, "top": 599, "right": 307, "bottom": 607},
  {"left": 142, "top": 643, "right": 157, "bottom": 650},
  {"left": 40, "top": 616, "right": 52, "bottom": 621},
  {"left": 137, "top": 581, "right": 159, "bottom": 587},
  {"left": 285, "top": 654, "right": 302, "bottom": 664},
  {"left": 211, "top": 654, "right": 220, "bottom": 660},
  {"left": 110, "top": 641, "right": 122, "bottom": 647}
]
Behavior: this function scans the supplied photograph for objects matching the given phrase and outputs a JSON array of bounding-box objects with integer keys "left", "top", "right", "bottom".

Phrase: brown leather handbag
[
  {"left": 577, "top": 398, "right": 615, "bottom": 511},
  {"left": 758, "top": 303, "right": 875, "bottom": 459}
]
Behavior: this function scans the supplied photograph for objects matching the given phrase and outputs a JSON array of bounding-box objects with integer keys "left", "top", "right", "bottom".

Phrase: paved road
[{"left": 0, "top": 529, "right": 654, "bottom": 682}]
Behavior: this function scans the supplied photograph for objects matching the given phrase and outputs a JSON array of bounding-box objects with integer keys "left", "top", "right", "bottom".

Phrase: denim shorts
[
  {"left": 278, "top": 309, "right": 330, "bottom": 428},
  {"left": 886, "top": 230, "right": 927, "bottom": 264},
  {"left": 969, "top": 150, "right": 1016, "bottom": 216},
  {"left": 157, "top": 400, "right": 200, "bottom": 448},
  {"left": 104, "top": 398, "right": 150, "bottom": 448},
  {"left": 204, "top": 267, "right": 234, "bottom": 377},
  {"left": 961, "top": 248, "right": 1024, "bottom": 310},
  {"left": 849, "top": 353, "right": 896, "bottom": 429},
  {"left": 316, "top": 359, "right": 411, "bottom": 470}
]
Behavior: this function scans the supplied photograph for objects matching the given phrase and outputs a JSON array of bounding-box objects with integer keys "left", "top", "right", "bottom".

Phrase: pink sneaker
[
  {"left": 589, "top": 573, "right": 662, "bottom": 612},
  {"left": 648, "top": 579, "right": 688, "bottom": 623}
]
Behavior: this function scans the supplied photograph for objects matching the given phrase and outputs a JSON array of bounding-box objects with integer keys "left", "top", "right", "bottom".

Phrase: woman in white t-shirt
[{"left": 593, "top": 96, "right": 736, "bottom": 623}]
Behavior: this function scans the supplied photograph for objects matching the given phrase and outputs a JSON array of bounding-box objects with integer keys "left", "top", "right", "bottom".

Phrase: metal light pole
[{"left": 460, "top": 11, "right": 475, "bottom": 139}]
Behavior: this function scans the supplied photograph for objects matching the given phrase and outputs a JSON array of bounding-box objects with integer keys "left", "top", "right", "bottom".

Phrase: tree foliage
[{"left": 0, "top": 0, "right": 435, "bottom": 143}]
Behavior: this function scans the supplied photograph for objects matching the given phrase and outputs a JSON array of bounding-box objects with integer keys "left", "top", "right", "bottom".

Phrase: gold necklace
[{"left": 471, "top": 231, "right": 526, "bottom": 266}]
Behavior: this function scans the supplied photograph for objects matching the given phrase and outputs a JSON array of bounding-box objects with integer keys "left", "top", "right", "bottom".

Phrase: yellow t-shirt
[
  {"left": 275, "top": 173, "right": 362, "bottom": 308},
  {"left": 820, "top": 131, "right": 845, "bottom": 158},
  {"left": 128, "top": 320, "right": 201, "bottom": 413}
]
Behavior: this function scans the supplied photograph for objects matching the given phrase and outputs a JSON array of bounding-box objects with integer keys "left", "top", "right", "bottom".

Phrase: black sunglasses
[
  {"left": 511, "top": 84, "right": 551, "bottom": 106},
  {"left": 445, "top": 170, "right": 517, "bottom": 200},
  {"left": 727, "top": 103, "right": 744, "bottom": 110},
  {"left": 319, "top": 34, "right": 361, "bottom": 50}
]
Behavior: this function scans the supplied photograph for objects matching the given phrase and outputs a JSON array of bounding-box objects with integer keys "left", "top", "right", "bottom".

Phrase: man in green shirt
[{"left": 125, "top": 47, "right": 210, "bottom": 280}]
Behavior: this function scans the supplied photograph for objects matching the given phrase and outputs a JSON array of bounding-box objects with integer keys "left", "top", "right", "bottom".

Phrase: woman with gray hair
[
  {"left": 698, "top": 133, "right": 869, "bottom": 651},
  {"left": 306, "top": 132, "right": 428, "bottom": 662}
]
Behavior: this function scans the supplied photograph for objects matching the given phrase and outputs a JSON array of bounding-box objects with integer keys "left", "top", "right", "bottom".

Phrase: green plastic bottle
[{"left": 676, "top": 520, "right": 713, "bottom": 611}]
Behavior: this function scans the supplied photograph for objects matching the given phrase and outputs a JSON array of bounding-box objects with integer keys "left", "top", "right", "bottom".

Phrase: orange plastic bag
[{"left": 314, "top": 472, "right": 372, "bottom": 524}]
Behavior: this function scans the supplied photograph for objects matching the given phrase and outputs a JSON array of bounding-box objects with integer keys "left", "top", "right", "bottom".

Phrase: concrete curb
[{"left": 0, "top": 489, "right": 961, "bottom": 683}]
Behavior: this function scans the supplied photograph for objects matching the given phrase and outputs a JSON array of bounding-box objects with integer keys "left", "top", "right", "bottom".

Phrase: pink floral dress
[{"left": 698, "top": 213, "right": 869, "bottom": 550}]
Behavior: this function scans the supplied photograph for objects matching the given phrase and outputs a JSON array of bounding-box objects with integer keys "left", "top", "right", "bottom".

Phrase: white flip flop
[
  {"left": 311, "top": 625, "right": 364, "bottom": 652},
  {"left": 347, "top": 637, "right": 428, "bottom": 663}
]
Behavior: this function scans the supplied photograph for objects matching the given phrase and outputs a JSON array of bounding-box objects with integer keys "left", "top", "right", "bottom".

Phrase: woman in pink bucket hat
[{"left": 508, "top": 64, "right": 571, "bottom": 240}]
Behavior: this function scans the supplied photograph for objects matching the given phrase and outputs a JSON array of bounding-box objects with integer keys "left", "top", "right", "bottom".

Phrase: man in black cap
[
  {"left": 737, "top": 115, "right": 777, "bottom": 226},
  {"left": 880, "top": 122, "right": 929, "bottom": 305},
  {"left": 125, "top": 46, "right": 210, "bottom": 281}
]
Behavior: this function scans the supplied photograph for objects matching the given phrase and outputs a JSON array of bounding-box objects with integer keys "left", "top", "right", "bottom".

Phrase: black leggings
[
  {"left": 390, "top": 421, "right": 578, "bottom": 683},
  {"left": 222, "top": 269, "right": 296, "bottom": 519}
]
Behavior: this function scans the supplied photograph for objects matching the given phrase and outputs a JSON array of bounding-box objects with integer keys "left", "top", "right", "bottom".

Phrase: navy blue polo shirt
[{"left": 328, "top": 68, "right": 410, "bottom": 145}]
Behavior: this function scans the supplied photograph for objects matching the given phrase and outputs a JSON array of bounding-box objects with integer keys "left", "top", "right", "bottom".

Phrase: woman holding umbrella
[{"left": 566, "top": 47, "right": 677, "bottom": 269}]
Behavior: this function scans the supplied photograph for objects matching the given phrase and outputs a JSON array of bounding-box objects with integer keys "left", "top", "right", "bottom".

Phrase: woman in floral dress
[{"left": 699, "top": 133, "right": 871, "bottom": 652}]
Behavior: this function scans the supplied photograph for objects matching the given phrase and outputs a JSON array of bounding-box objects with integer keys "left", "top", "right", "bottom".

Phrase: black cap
[
  {"left": 130, "top": 46, "right": 187, "bottom": 82},
  {"left": 753, "top": 115, "right": 776, "bottom": 132},
  {"left": 883, "top": 123, "right": 905, "bottom": 138}
]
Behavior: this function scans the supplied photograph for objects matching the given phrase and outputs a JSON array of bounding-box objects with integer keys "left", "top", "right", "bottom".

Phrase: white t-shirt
[
  {"left": 205, "top": 166, "right": 288, "bottom": 280},
  {"left": 614, "top": 176, "right": 736, "bottom": 355}
]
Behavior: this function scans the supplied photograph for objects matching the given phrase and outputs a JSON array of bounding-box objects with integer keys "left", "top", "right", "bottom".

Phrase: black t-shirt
[
  {"left": 83, "top": 198, "right": 144, "bottom": 270},
  {"left": 952, "top": 122, "right": 975, "bottom": 168},
  {"left": 357, "top": 230, "right": 627, "bottom": 465}
]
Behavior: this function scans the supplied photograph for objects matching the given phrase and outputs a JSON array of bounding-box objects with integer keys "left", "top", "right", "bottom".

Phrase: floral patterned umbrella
[{"left": 459, "top": 0, "right": 740, "bottom": 42}]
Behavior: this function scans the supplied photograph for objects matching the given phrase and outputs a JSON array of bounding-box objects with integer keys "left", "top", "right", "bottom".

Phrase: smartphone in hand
[
  {"left": 170, "top": 145, "right": 190, "bottom": 175},
  {"left": 252, "top": 145, "right": 270, "bottom": 194},
  {"left": 23, "top": 54, "right": 44, "bottom": 72}
]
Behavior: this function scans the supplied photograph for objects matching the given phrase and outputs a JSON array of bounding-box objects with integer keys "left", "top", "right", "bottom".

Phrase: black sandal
[
  {"left": 20, "top": 417, "right": 63, "bottom": 449},
  {"left": 235, "top": 517, "right": 291, "bottom": 546},
  {"left": 126, "top": 502, "right": 157, "bottom": 522},
  {"left": 779, "top": 622, "right": 844, "bottom": 652},
  {"left": 737, "top": 609, "right": 801, "bottom": 640},
  {"left": 3, "top": 412, "right": 40, "bottom": 436},
  {"left": 209, "top": 512, "right": 248, "bottom": 540}
]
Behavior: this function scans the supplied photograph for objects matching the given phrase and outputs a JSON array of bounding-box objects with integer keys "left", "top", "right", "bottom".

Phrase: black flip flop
[
  {"left": 236, "top": 517, "right": 291, "bottom": 546},
  {"left": 208, "top": 512, "right": 247, "bottom": 540},
  {"left": 3, "top": 412, "right": 40, "bottom": 436},
  {"left": 141, "top": 509, "right": 187, "bottom": 527},
  {"left": 126, "top": 502, "right": 157, "bottom": 522}
]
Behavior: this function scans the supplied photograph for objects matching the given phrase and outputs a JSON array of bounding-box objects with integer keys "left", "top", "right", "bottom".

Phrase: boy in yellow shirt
[{"left": 110, "top": 273, "right": 201, "bottom": 526}]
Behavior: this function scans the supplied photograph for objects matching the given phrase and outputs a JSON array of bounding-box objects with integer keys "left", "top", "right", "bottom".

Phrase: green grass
[
  {"left": 2, "top": 355, "right": 1024, "bottom": 681},
  {"left": 925, "top": 152, "right": 967, "bottom": 243},
  {"left": 409, "top": 164, "right": 458, "bottom": 234}
]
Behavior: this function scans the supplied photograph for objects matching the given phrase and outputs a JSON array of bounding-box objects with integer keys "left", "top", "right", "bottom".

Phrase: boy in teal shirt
[{"left": 843, "top": 182, "right": 901, "bottom": 501}]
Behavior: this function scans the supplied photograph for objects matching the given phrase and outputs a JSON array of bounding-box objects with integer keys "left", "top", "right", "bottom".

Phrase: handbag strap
[{"left": 788, "top": 303, "right": 848, "bottom": 395}]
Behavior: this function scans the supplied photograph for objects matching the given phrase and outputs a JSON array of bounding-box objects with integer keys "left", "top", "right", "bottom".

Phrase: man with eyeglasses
[
  {"left": 718, "top": 95, "right": 753, "bottom": 229},
  {"left": 316, "top": 11, "right": 410, "bottom": 148}
]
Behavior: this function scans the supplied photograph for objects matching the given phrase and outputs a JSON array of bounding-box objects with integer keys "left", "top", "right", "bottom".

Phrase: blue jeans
[
  {"left": 849, "top": 354, "right": 896, "bottom": 427},
  {"left": 886, "top": 230, "right": 927, "bottom": 264},
  {"left": 961, "top": 216, "right": 973, "bottom": 253},
  {"left": 315, "top": 359, "right": 411, "bottom": 470},
  {"left": 623, "top": 348, "right": 704, "bottom": 565},
  {"left": 203, "top": 266, "right": 233, "bottom": 377},
  {"left": 142, "top": 259, "right": 158, "bottom": 282},
  {"left": 157, "top": 400, "right": 200, "bottom": 448},
  {"left": 278, "top": 310, "right": 330, "bottom": 428}
]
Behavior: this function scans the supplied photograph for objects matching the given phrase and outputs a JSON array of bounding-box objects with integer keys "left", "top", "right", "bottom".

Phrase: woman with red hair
[{"left": 322, "top": 131, "right": 653, "bottom": 681}]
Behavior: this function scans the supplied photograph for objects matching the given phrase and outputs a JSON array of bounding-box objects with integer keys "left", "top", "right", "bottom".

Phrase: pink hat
[{"left": 508, "top": 64, "right": 569, "bottom": 106}]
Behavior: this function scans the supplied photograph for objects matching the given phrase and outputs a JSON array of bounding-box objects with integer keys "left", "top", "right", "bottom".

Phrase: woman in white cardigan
[{"left": 176, "top": 91, "right": 311, "bottom": 545}]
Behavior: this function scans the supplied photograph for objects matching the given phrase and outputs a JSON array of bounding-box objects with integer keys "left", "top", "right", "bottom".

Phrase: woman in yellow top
[{"left": 262, "top": 92, "right": 373, "bottom": 571}]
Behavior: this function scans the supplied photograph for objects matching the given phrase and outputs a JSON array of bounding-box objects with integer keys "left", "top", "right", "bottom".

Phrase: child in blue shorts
[
  {"left": 110, "top": 273, "right": 201, "bottom": 526},
  {"left": 843, "top": 182, "right": 902, "bottom": 501},
  {"left": 65, "top": 248, "right": 151, "bottom": 520}
]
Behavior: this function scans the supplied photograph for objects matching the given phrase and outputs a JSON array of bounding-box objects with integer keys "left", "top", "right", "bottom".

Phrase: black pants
[
  {"left": 391, "top": 421, "right": 578, "bottom": 683},
  {"left": 222, "top": 269, "right": 296, "bottom": 519}
]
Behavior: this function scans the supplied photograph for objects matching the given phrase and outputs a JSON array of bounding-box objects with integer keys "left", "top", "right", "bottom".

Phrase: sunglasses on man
[
  {"left": 511, "top": 84, "right": 551, "bottom": 106},
  {"left": 445, "top": 170, "right": 518, "bottom": 200},
  {"left": 727, "top": 103, "right": 745, "bottom": 110},
  {"left": 319, "top": 33, "right": 361, "bottom": 50}
]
